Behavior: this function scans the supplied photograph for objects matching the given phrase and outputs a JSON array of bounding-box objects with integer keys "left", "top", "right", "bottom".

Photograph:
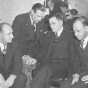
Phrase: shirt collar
[
  {"left": 56, "top": 27, "right": 63, "bottom": 37},
  {"left": 0, "top": 42, "right": 4, "bottom": 50},
  {"left": 83, "top": 36, "right": 88, "bottom": 43},
  {"left": 30, "top": 14, "right": 36, "bottom": 32},
  {"left": 30, "top": 14, "right": 34, "bottom": 25},
  {"left": 0, "top": 42, "right": 7, "bottom": 52},
  {"left": 81, "top": 36, "right": 88, "bottom": 49}
]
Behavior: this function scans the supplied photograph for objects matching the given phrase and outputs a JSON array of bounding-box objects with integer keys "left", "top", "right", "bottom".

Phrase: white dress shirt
[
  {"left": 0, "top": 42, "right": 7, "bottom": 54},
  {"left": 80, "top": 36, "right": 88, "bottom": 50},
  {"left": 56, "top": 27, "right": 63, "bottom": 37},
  {"left": 30, "top": 15, "right": 36, "bottom": 32}
]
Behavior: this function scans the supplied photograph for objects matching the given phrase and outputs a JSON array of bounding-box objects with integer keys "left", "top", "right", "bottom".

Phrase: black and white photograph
[{"left": 0, "top": 0, "right": 88, "bottom": 88}]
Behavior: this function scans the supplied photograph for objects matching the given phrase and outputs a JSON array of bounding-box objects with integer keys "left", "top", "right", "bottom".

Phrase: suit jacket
[
  {"left": 71, "top": 38, "right": 88, "bottom": 74},
  {"left": 0, "top": 43, "right": 22, "bottom": 79},
  {"left": 60, "top": 38, "right": 88, "bottom": 88},
  {"left": 34, "top": 31, "right": 52, "bottom": 65},
  {"left": 46, "top": 29, "right": 72, "bottom": 78},
  {"left": 12, "top": 13, "right": 37, "bottom": 57},
  {"left": 31, "top": 18, "right": 52, "bottom": 76},
  {"left": 30, "top": 16, "right": 52, "bottom": 65}
]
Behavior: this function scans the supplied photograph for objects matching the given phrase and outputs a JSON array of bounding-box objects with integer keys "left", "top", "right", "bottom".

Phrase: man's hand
[
  {"left": 71, "top": 73, "right": 80, "bottom": 85},
  {"left": 5, "top": 74, "right": 16, "bottom": 87},
  {"left": 81, "top": 75, "right": 88, "bottom": 84},
  {"left": 22, "top": 55, "right": 37, "bottom": 65}
]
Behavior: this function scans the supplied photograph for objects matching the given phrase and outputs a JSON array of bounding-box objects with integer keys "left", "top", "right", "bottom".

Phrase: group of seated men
[{"left": 1, "top": 0, "right": 88, "bottom": 88}]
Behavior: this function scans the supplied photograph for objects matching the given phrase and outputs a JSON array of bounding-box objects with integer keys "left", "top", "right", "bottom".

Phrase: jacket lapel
[
  {"left": 83, "top": 44, "right": 88, "bottom": 56},
  {"left": 4, "top": 44, "right": 13, "bottom": 70},
  {"left": 0, "top": 51, "right": 5, "bottom": 68}
]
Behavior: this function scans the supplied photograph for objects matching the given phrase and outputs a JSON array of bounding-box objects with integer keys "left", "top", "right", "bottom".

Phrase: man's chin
[{"left": 77, "top": 37, "right": 82, "bottom": 41}]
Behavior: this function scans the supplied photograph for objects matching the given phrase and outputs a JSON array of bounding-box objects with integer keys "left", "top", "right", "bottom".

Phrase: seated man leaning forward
[{"left": 0, "top": 23, "right": 26, "bottom": 88}]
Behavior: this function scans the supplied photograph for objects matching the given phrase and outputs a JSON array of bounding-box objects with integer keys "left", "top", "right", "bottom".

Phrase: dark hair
[
  {"left": 32, "top": 3, "right": 45, "bottom": 12},
  {"left": 51, "top": 0, "right": 68, "bottom": 14},
  {"left": 0, "top": 22, "right": 11, "bottom": 32},
  {"left": 49, "top": 13, "right": 63, "bottom": 21},
  {"left": 73, "top": 16, "right": 88, "bottom": 26},
  {"left": 50, "top": 0, "right": 68, "bottom": 8}
]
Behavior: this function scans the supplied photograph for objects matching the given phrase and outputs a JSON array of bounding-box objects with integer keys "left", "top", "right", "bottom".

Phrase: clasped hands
[
  {"left": 22, "top": 55, "right": 37, "bottom": 65},
  {"left": 72, "top": 73, "right": 88, "bottom": 85},
  {"left": 0, "top": 74, "right": 16, "bottom": 88}
]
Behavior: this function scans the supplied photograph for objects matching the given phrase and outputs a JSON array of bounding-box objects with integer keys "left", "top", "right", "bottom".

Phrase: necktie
[
  {"left": 2, "top": 45, "right": 7, "bottom": 54},
  {"left": 80, "top": 40, "right": 88, "bottom": 50},
  {"left": 2, "top": 48, "right": 7, "bottom": 54},
  {"left": 80, "top": 40, "right": 84, "bottom": 49}
]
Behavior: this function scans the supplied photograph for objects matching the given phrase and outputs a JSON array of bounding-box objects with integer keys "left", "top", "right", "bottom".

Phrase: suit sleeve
[
  {"left": 68, "top": 39, "right": 81, "bottom": 76},
  {"left": 45, "top": 40, "right": 53, "bottom": 63},
  {"left": 12, "top": 49, "right": 22, "bottom": 75},
  {"left": 12, "top": 15, "right": 22, "bottom": 42}
]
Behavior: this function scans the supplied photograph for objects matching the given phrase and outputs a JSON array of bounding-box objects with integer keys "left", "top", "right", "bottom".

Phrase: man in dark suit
[
  {"left": 31, "top": 13, "right": 72, "bottom": 88},
  {"left": 62, "top": 16, "right": 88, "bottom": 88},
  {"left": 12, "top": 3, "right": 46, "bottom": 57},
  {"left": 47, "top": 13, "right": 72, "bottom": 79},
  {"left": 0, "top": 23, "right": 26, "bottom": 88},
  {"left": 33, "top": 16, "right": 51, "bottom": 67}
]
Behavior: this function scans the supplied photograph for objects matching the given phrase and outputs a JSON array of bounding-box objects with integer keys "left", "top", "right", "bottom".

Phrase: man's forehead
[
  {"left": 36, "top": 10, "right": 44, "bottom": 14},
  {"left": 50, "top": 17, "right": 57, "bottom": 21},
  {"left": 74, "top": 20, "right": 83, "bottom": 26},
  {"left": 50, "top": 17, "right": 63, "bottom": 23}
]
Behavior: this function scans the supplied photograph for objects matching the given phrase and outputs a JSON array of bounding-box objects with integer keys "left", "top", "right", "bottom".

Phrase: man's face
[
  {"left": 49, "top": 17, "right": 63, "bottom": 33},
  {"left": 73, "top": 21, "right": 86, "bottom": 40},
  {"left": 1, "top": 25, "right": 14, "bottom": 43},
  {"left": 32, "top": 10, "right": 44, "bottom": 23}
]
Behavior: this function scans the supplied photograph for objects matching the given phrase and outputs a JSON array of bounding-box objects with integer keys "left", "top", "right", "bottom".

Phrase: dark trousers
[
  {"left": 12, "top": 74, "right": 27, "bottom": 88},
  {"left": 31, "top": 65, "right": 52, "bottom": 88},
  {"left": 31, "top": 61, "right": 68, "bottom": 88}
]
